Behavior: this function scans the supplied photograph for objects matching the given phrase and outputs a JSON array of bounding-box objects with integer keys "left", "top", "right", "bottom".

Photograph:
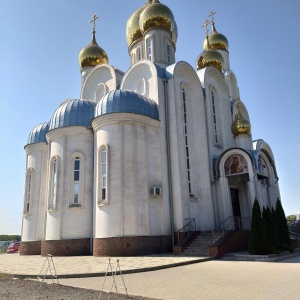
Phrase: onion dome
[
  {"left": 27, "top": 122, "right": 49, "bottom": 145},
  {"left": 126, "top": 4, "right": 147, "bottom": 47},
  {"left": 231, "top": 106, "right": 251, "bottom": 136},
  {"left": 203, "top": 23, "right": 229, "bottom": 51},
  {"left": 79, "top": 15, "right": 108, "bottom": 69},
  {"left": 95, "top": 90, "right": 159, "bottom": 120},
  {"left": 78, "top": 35, "right": 108, "bottom": 69},
  {"left": 49, "top": 99, "right": 96, "bottom": 130},
  {"left": 139, "top": 0, "right": 178, "bottom": 44},
  {"left": 196, "top": 37, "right": 224, "bottom": 71}
]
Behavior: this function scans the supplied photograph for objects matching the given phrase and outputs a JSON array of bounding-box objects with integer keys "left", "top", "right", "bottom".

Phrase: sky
[{"left": 1, "top": 0, "right": 299, "bottom": 235}]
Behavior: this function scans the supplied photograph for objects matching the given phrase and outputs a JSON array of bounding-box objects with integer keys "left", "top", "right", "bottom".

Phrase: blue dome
[
  {"left": 95, "top": 90, "right": 159, "bottom": 120},
  {"left": 49, "top": 99, "right": 95, "bottom": 130},
  {"left": 27, "top": 122, "right": 50, "bottom": 145}
]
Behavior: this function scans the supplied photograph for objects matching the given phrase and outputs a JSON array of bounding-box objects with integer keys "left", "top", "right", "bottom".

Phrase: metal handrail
[
  {"left": 176, "top": 218, "right": 196, "bottom": 247},
  {"left": 212, "top": 216, "right": 251, "bottom": 243}
]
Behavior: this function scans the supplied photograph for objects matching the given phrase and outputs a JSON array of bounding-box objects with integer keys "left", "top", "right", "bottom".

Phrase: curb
[{"left": 9, "top": 257, "right": 213, "bottom": 280}]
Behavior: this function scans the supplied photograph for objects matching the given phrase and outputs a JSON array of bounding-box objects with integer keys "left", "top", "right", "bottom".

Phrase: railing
[
  {"left": 176, "top": 218, "right": 197, "bottom": 247},
  {"left": 212, "top": 216, "right": 251, "bottom": 243}
]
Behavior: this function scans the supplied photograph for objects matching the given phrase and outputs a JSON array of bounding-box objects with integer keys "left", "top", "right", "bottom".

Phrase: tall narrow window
[
  {"left": 25, "top": 171, "right": 32, "bottom": 213},
  {"left": 138, "top": 47, "right": 142, "bottom": 61},
  {"left": 101, "top": 148, "right": 107, "bottom": 200},
  {"left": 73, "top": 157, "right": 80, "bottom": 204},
  {"left": 211, "top": 91, "right": 218, "bottom": 144},
  {"left": 167, "top": 44, "right": 171, "bottom": 64},
  {"left": 50, "top": 159, "right": 58, "bottom": 208},
  {"left": 146, "top": 39, "right": 152, "bottom": 61},
  {"left": 182, "top": 88, "right": 192, "bottom": 195}
]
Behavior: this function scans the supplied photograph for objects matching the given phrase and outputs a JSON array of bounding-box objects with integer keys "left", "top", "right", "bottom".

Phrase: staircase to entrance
[{"left": 174, "top": 216, "right": 251, "bottom": 257}]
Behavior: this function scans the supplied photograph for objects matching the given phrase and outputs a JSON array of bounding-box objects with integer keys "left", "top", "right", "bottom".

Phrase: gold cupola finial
[
  {"left": 231, "top": 104, "right": 251, "bottom": 136},
  {"left": 90, "top": 13, "right": 98, "bottom": 43},
  {"left": 203, "top": 10, "right": 229, "bottom": 51},
  {"left": 196, "top": 19, "right": 224, "bottom": 72},
  {"left": 78, "top": 14, "right": 108, "bottom": 69}
]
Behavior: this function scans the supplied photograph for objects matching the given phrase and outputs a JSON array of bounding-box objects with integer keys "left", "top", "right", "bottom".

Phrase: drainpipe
[
  {"left": 91, "top": 132, "right": 95, "bottom": 255},
  {"left": 163, "top": 78, "right": 175, "bottom": 248}
]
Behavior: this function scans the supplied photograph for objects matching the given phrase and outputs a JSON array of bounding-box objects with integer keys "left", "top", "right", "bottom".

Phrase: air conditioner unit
[{"left": 151, "top": 187, "right": 162, "bottom": 197}]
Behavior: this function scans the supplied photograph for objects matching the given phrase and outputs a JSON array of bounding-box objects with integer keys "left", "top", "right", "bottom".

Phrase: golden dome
[
  {"left": 203, "top": 23, "right": 228, "bottom": 51},
  {"left": 78, "top": 35, "right": 108, "bottom": 69},
  {"left": 126, "top": 5, "right": 147, "bottom": 47},
  {"left": 231, "top": 106, "right": 251, "bottom": 136},
  {"left": 196, "top": 37, "right": 224, "bottom": 71},
  {"left": 139, "top": 0, "right": 178, "bottom": 44}
]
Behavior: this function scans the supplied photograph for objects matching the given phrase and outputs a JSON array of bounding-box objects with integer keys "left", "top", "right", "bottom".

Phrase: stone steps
[{"left": 180, "top": 232, "right": 222, "bottom": 257}]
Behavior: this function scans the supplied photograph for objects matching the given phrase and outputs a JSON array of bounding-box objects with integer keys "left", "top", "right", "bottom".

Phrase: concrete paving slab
[{"left": 0, "top": 253, "right": 210, "bottom": 278}]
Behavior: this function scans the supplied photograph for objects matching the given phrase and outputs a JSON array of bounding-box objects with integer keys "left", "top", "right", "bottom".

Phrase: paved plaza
[{"left": 1, "top": 253, "right": 299, "bottom": 299}]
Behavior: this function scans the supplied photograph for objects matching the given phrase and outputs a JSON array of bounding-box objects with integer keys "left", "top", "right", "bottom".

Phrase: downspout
[
  {"left": 91, "top": 131, "right": 95, "bottom": 255},
  {"left": 163, "top": 78, "right": 175, "bottom": 248}
]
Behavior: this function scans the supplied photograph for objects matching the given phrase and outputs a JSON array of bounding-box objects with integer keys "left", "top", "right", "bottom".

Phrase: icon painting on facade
[{"left": 224, "top": 154, "right": 248, "bottom": 175}]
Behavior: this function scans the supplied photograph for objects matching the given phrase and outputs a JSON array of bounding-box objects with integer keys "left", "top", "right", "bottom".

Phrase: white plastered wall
[
  {"left": 92, "top": 113, "right": 167, "bottom": 238},
  {"left": 166, "top": 62, "right": 215, "bottom": 231},
  {"left": 45, "top": 127, "right": 93, "bottom": 240},
  {"left": 22, "top": 143, "right": 48, "bottom": 241}
]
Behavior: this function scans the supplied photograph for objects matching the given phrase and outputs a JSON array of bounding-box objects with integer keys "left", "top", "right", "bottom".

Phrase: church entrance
[{"left": 230, "top": 188, "right": 241, "bottom": 229}]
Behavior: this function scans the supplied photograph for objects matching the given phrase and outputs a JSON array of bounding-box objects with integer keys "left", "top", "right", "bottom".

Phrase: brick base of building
[
  {"left": 20, "top": 241, "right": 42, "bottom": 255},
  {"left": 209, "top": 230, "right": 251, "bottom": 258},
  {"left": 41, "top": 238, "right": 91, "bottom": 256},
  {"left": 93, "top": 236, "right": 172, "bottom": 256}
]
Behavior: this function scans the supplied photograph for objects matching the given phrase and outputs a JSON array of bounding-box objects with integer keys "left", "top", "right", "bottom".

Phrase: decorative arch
[
  {"left": 253, "top": 139, "right": 278, "bottom": 180},
  {"left": 232, "top": 98, "right": 251, "bottom": 123},
  {"left": 217, "top": 148, "right": 255, "bottom": 179},
  {"left": 121, "top": 60, "right": 159, "bottom": 101},
  {"left": 81, "top": 64, "right": 117, "bottom": 101},
  {"left": 224, "top": 70, "right": 239, "bottom": 99}
]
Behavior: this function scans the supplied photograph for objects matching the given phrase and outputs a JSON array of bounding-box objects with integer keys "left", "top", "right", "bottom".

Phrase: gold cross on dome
[
  {"left": 208, "top": 11, "right": 216, "bottom": 23},
  {"left": 201, "top": 20, "right": 210, "bottom": 38},
  {"left": 90, "top": 14, "right": 98, "bottom": 32}
]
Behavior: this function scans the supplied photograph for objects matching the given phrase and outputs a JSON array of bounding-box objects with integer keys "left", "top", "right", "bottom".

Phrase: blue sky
[{"left": 1, "top": 0, "right": 299, "bottom": 235}]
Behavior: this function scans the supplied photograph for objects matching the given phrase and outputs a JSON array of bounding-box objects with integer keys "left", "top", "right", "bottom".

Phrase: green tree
[
  {"left": 286, "top": 215, "right": 297, "bottom": 226},
  {"left": 275, "top": 198, "right": 292, "bottom": 251},
  {"left": 261, "top": 206, "right": 271, "bottom": 254},
  {"left": 249, "top": 199, "right": 264, "bottom": 254},
  {"left": 0, "top": 235, "right": 21, "bottom": 241}
]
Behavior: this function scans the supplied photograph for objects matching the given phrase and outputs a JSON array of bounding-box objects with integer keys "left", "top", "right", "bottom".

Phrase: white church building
[{"left": 21, "top": 0, "right": 280, "bottom": 256}]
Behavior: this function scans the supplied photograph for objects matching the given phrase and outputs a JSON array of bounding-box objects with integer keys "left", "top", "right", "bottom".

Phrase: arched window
[
  {"left": 211, "top": 91, "right": 218, "bottom": 144},
  {"left": 182, "top": 87, "right": 192, "bottom": 195},
  {"left": 101, "top": 148, "right": 107, "bottom": 200},
  {"left": 95, "top": 83, "right": 107, "bottom": 103},
  {"left": 73, "top": 157, "right": 80, "bottom": 204},
  {"left": 137, "top": 78, "right": 146, "bottom": 95},
  {"left": 49, "top": 158, "right": 58, "bottom": 209},
  {"left": 24, "top": 169, "right": 33, "bottom": 213},
  {"left": 69, "top": 153, "right": 84, "bottom": 207},
  {"left": 146, "top": 39, "right": 152, "bottom": 61},
  {"left": 167, "top": 44, "right": 171, "bottom": 64},
  {"left": 138, "top": 47, "right": 142, "bottom": 61},
  {"left": 98, "top": 145, "right": 109, "bottom": 206}
]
